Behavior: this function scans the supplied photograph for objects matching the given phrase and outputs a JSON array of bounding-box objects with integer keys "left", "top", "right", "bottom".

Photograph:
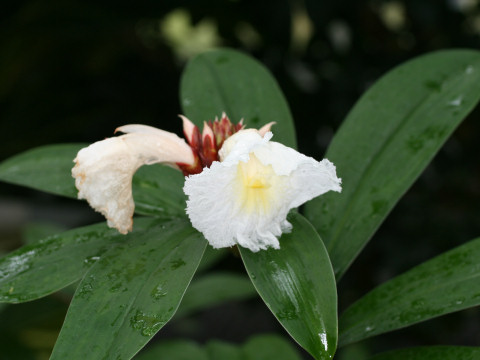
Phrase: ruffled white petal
[
  {"left": 184, "top": 130, "right": 341, "bottom": 252},
  {"left": 72, "top": 128, "right": 194, "bottom": 234}
]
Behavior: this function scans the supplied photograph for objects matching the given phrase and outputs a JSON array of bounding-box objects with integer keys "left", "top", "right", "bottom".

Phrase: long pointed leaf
[
  {"left": 50, "top": 218, "right": 206, "bottom": 360},
  {"left": 305, "top": 50, "right": 480, "bottom": 279},
  {"left": 0, "top": 220, "right": 156, "bottom": 303},
  {"left": 240, "top": 213, "right": 337, "bottom": 360},
  {"left": 180, "top": 48, "right": 297, "bottom": 149},
  {"left": 132, "top": 165, "right": 186, "bottom": 217},
  {"left": 0, "top": 143, "right": 85, "bottom": 198},
  {"left": 339, "top": 237, "right": 480, "bottom": 346}
]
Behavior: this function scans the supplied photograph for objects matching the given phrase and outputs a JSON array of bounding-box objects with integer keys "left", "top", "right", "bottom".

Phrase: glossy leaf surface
[
  {"left": 0, "top": 143, "right": 85, "bottom": 198},
  {"left": 50, "top": 218, "right": 206, "bottom": 360},
  {"left": 0, "top": 220, "right": 142, "bottom": 303},
  {"left": 339, "top": 237, "right": 480, "bottom": 346},
  {"left": 176, "top": 272, "right": 256, "bottom": 318},
  {"left": 240, "top": 213, "right": 337, "bottom": 360},
  {"left": 305, "top": 50, "right": 480, "bottom": 279},
  {"left": 132, "top": 164, "right": 186, "bottom": 218},
  {"left": 180, "top": 48, "right": 297, "bottom": 149},
  {"left": 369, "top": 346, "right": 480, "bottom": 360},
  {"left": 0, "top": 144, "right": 186, "bottom": 217}
]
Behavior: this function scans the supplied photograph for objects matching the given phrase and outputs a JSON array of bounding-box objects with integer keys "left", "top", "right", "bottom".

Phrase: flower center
[
  {"left": 247, "top": 176, "right": 269, "bottom": 189},
  {"left": 236, "top": 154, "right": 275, "bottom": 213}
]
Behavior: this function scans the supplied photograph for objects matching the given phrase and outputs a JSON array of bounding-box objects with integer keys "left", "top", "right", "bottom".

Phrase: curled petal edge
[{"left": 72, "top": 128, "right": 194, "bottom": 234}]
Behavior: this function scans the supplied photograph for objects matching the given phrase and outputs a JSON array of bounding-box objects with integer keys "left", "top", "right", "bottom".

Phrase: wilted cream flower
[
  {"left": 72, "top": 124, "right": 195, "bottom": 234},
  {"left": 183, "top": 130, "right": 341, "bottom": 252}
]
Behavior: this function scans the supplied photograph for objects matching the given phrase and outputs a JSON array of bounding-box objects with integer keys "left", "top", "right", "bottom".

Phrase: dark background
[{"left": 1, "top": 0, "right": 479, "bottom": 359}]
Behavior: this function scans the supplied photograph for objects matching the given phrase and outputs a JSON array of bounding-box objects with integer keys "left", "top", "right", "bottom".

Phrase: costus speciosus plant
[{"left": 1, "top": 48, "right": 480, "bottom": 360}]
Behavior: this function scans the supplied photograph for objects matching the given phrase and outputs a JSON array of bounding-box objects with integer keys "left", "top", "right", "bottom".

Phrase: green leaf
[
  {"left": 243, "top": 334, "right": 304, "bottom": 360},
  {"left": 305, "top": 50, "right": 480, "bottom": 279},
  {"left": 240, "top": 213, "right": 337, "bottom": 360},
  {"left": 0, "top": 220, "right": 147, "bottom": 303},
  {"left": 368, "top": 346, "right": 480, "bottom": 360},
  {"left": 339, "top": 237, "right": 480, "bottom": 346},
  {"left": 132, "top": 164, "right": 187, "bottom": 218},
  {"left": 0, "top": 143, "right": 85, "bottom": 198},
  {"left": 176, "top": 272, "right": 257, "bottom": 318},
  {"left": 0, "top": 144, "right": 187, "bottom": 218},
  {"left": 135, "top": 340, "right": 208, "bottom": 360},
  {"left": 180, "top": 48, "right": 297, "bottom": 149},
  {"left": 50, "top": 218, "right": 206, "bottom": 360}
]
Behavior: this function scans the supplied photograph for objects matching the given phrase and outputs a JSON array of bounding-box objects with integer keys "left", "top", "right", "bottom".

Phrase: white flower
[
  {"left": 72, "top": 124, "right": 195, "bottom": 234},
  {"left": 183, "top": 130, "right": 342, "bottom": 252}
]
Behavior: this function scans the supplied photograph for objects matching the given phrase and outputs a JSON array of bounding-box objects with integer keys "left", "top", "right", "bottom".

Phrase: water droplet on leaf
[
  {"left": 151, "top": 284, "right": 168, "bottom": 300},
  {"left": 447, "top": 95, "right": 463, "bottom": 107},
  {"left": 130, "top": 309, "right": 166, "bottom": 337},
  {"left": 170, "top": 259, "right": 186, "bottom": 270},
  {"left": 84, "top": 256, "right": 100, "bottom": 265}
]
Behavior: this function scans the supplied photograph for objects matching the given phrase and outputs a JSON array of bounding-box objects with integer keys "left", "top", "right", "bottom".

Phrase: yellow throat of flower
[{"left": 236, "top": 153, "right": 276, "bottom": 214}]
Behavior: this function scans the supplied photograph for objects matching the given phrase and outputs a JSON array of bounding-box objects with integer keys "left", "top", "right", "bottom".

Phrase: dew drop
[
  {"left": 3, "top": 250, "right": 35, "bottom": 277},
  {"left": 412, "top": 298, "right": 425, "bottom": 310},
  {"left": 151, "top": 284, "right": 168, "bottom": 300},
  {"left": 455, "top": 297, "right": 465, "bottom": 305},
  {"left": 109, "top": 283, "right": 123, "bottom": 293},
  {"left": 448, "top": 95, "right": 463, "bottom": 107},
  {"left": 78, "top": 283, "right": 93, "bottom": 299},
  {"left": 130, "top": 309, "right": 166, "bottom": 337},
  {"left": 170, "top": 259, "right": 186, "bottom": 270},
  {"left": 277, "top": 304, "right": 298, "bottom": 320},
  {"left": 77, "top": 275, "right": 95, "bottom": 299},
  {"left": 84, "top": 256, "right": 100, "bottom": 265}
]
